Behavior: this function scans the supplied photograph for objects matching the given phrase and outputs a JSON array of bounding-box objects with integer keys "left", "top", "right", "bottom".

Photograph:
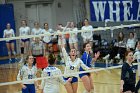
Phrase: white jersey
[
  {"left": 3, "top": 29, "right": 15, "bottom": 41},
  {"left": 17, "top": 64, "right": 37, "bottom": 84},
  {"left": 19, "top": 26, "right": 30, "bottom": 39},
  {"left": 31, "top": 28, "right": 42, "bottom": 35},
  {"left": 62, "top": 47, "right": 90, "bottom": 77},
  {"left": 69, "top": 28, "right": 78, "bottom": 43},
  {"left": 126, "top": 38, "right": 136, "bottom": 49},
  {"left": 42, "top": 29, "right": 52, "bottom": 43},
  {"left": 41, "top": 66, "right": 66, "bottom": 93},
  {"left": 31, "top": 28, "right": 43, "bottom": 40},
  {"left": 133, "top": 50, "right": 140, "bottom": 76},
  {"left": 81, "top": 25, "right": 93, "bottom": 42}
]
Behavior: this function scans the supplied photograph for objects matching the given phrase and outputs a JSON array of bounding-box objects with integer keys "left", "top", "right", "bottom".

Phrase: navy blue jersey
[{"left": 121, "top": 62, "right": 136, "bottom": 85}]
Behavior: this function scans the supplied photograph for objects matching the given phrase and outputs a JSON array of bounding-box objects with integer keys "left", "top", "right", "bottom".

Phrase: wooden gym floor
[{"left": 0, "top": 63, "right": 139, "bottom": 93}]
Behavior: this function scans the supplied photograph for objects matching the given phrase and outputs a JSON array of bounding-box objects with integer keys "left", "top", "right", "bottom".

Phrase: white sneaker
[
  {"left": 103, "top": 54, "right": 110, "bottom": 60},
  {"left": 105, "top": 59, "right": 109, "bottom": 68},
  {"left": 115, "top": 54, "right": 120, "bottom": 59},
  {"left": 9, "top": 59, "right": 12, "bottom": 63},
  {"left": 15, "top": 58, "right": 19, "bottom": 62},
  {"left": 109, "top": 59, "right": 113, "bottom": 66},
  {"left": 19, "top": 58, "right": 23, "bottom": 63},
  {"left": 118, "top": 59, "right": 123, "bottom": 64},
  {"left": 109, "top": 59, "right": 113, "bottom": 64}
]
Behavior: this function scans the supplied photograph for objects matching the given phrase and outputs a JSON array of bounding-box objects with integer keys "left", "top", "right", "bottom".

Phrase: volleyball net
[{"left": 0, "top": 23, "right": 140, "bottom": 93}]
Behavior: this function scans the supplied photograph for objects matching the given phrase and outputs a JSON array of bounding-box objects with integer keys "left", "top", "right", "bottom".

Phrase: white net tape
[{"left": 0, "top": 23, "right": 140, "bottom": 41}]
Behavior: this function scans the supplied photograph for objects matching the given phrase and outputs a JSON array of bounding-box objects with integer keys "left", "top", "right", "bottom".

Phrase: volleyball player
[
  {"left": 81, "top": 18, "right": 94, "bottom": 47},
  {"left": 126, "top": 32, "right": 137, "bottom": 51},
  {"left": 68, "top": 22, "right": 79, "bottom": 55},
  {"left": 3, "top": 23, "right": 17, "bottom": 63},
  {"left": 19, "top": 20, "right": 30, "bottom": 62},
  {"left": 57, "top": 24, "right": 66, "bottom": 50},
  {"left": 79, "top": 42, "right": 100, "bottom": 93},
  {"left": 60, "top": 36, "right": 91, "bottom": 93},
  {"left": 133, "top": 41, "right": 140, "bottom": 93},
  {"left": 29, "top": 37, "right": 46, "bottom": 65},
  {"left": 120, "top": 51, "right": 136, "bottom": 93},
  {"left": 40, "top": 54, "right": 72, "bottom": 93},
  {"left": 31, "top": 22, "right": 42, "bottom": 41},
  {"left": 17, "top": 55, "right": 38, "bottom": 93},
  {"left": 42, "top": 23, "right": 53, "bottom": 54}
]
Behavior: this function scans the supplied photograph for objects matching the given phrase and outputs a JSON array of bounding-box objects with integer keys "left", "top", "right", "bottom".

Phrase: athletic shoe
[
  {"left": 103, "top": 54, "right": 110, "bottom": 60},
  {"left": 9, "top": 59, "right": 12, "bottom": 63},
  {"left": 115, "top": 54, "right": 120, "bottom": 59},
  {"left": 118, "top": 59, "right": 123, "bottom": 64}
]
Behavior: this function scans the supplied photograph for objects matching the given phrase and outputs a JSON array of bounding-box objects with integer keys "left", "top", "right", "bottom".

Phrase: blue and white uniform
[
  {"left": 79, "top": 52, "right": 92, "bottom": 78},
  {"left": 69, "top": 28, "right": 78, "bottom": 44},
  {"left": 62, "top": 47, "right": 90, "bottom": 83},
  {"left": 81, "top": 25, "right": 93, "bottom": 42},
  {"left": 3, "top": 29, "right": 15, "bottom": 43},
  {"left": 133, "top": 50, "right": 140, "bottom": 76},
  {"left": 31, "top": 28, "right": 42, "bottom": 40},
  {"left": 17, "top": 64, "right": 37, "bottom": 93},
  {"left": 19, "top": 26, "right": 30, "bottom": 42},
  {"left": 41, "top": 66, "right": 66, "bottom": 93}
]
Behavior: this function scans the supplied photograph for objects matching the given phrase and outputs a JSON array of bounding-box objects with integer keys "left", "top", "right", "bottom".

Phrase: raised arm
[
  {"left": 40, "top": 70, "right": 45, "bottom": 93},
  {"left": 60, "top": 35, "right": 69, "bottom": 62}
]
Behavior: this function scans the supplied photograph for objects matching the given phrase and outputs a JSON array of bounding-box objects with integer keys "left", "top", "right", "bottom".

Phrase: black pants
[
  {"left": 109, "top": 46, "right": 126, "bottom": 60},
  {"left": 123, "top": 84, "right": 135, "bottom": 92}
]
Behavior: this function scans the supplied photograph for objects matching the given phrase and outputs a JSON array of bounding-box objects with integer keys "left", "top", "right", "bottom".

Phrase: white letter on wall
[
  {"left": 92, "top": 1, "right": 106, "bottom": 21},
  {"left": 137, "top": 2, "right": 140, "bottom": 20},
  {"left": 108, "top": 1, "right": 120, "bottom": 21},
  {"left": 122, "top": 1, "right": 133, "bottom": 21}
]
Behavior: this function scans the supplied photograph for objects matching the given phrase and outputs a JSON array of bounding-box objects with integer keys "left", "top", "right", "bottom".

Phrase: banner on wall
[
  {"left": 0, "top": 4, "right": 16, "bottom": 57},
  {"left": 90, "top": 0, "right": 140, "bottom": 21}
]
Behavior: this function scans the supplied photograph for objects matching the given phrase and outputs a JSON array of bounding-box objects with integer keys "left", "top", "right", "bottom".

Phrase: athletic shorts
[
  {"left": 22, "top": 84, "right": 35, "bottom": 93},
  {"left": 21, "top": 38, "right": 30, "bottom": 42},
  {"left": 123, "top": 84, "right": 135, "bottom": 92},
  {"left": 64, "top": 77, "right": 78, "bottom": 83},
  {"left": 43, "top": 40, "right": 52, "bottom": 44},
  {"left": 6, "top": 40, "right": 15, "bottom": 43},
  {"left": 69, "top": 38, "right": 78, "bottom": 44},
  {"left": 79, "top": 73, "right": 90, "bottom": 78},
  {"left": 83, "top": 38, "right": 93, "bottom": 43}
]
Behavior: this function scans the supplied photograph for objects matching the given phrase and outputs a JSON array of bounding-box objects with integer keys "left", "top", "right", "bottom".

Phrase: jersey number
[
  {"left": 28, "top": 75, "right": 33, "bottom": 79},
  {"left": 47, "top": 72, "right": 51, "bottom": 76},
  {"left": 70, "top": 66, "right": 74, "bottom": 70}
]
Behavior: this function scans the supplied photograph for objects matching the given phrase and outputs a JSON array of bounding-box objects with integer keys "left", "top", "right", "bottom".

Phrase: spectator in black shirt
[{"left": 120, "top": 50, "right": 136, "bottom": 93}]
